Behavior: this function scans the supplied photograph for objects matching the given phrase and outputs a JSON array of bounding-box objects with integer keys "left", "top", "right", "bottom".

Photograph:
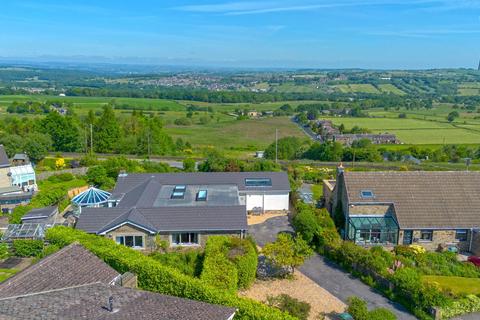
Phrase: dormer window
[
  {"left": 196, "top": 190, "right": 207, "bottom": 201},
  {"left": 360, "top": 190, "right": 374, "bottom": 199}
]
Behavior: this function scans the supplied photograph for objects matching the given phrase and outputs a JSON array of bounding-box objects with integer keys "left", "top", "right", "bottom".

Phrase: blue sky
[{"left": 1, "top": 0, "right": 479, "bottom": 69}]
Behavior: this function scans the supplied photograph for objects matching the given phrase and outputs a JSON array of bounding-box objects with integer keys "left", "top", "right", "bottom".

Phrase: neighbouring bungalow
[
  {"left": 20, "top": 206, "right": 58, "bottom": 224},
  {"left": 0, "top": 243, "right": 236, "bottom": 320},
  {"left": 324, "top": 168, "right": 480, "bottom": 254},
  {"left": 76, "top": 172, "right": 290, "bottom": 250},
  {"left": 0, "top": 186, "right": 33, "bottom": 214}
]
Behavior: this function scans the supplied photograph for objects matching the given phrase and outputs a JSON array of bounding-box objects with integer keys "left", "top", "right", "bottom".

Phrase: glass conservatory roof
[{"left": 71, "top": 187, "right": 111, "bottom": 206}]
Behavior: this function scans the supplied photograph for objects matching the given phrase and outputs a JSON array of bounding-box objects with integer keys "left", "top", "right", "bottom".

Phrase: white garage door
[
  {"left": 246, "top": 194, "right": 264, "bottom": 210},
  {"left": 264, "top": 194, "right": 289, "bottom": 211}
]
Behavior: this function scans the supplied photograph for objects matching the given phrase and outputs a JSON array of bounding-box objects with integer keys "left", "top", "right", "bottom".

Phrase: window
[
  {"left": 115, "top": 235, "right": 144, "bottom": 248},
  {"left": 456, "top": 230, "right": 468, "bottom": 242},
  {"left": 172, "top": 233, "right": 199, "bottom": 245},
  {"left": 196, "top": 190, "right": 207, "bottom": 201},
  {"left": 245, "top": 178, "right": 272, "bottom": 187},
  {"left": 360, "top": 190, "right": 374, "bottom": 199},
  {"left": 171, "top": 185, "right": 186, "bottom": 199},
  {"left": 420, "top": 230, "right": 433, "bottom": 241}
]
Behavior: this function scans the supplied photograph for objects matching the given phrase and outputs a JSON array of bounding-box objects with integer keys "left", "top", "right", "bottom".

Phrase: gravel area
[
  {"left": 239, "top": 271, "right": 346, "bottom": 320},
  {"left": 247, "top": 212, "right": 288, "bottom": 226}
]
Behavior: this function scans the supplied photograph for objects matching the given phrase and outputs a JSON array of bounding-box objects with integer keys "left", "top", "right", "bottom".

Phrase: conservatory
[
  {"left": 346, "top": 215, "right": 399, "bottom": 246},
  {"left": 71, "top": 187, "right": 111, "bottom": 215}
]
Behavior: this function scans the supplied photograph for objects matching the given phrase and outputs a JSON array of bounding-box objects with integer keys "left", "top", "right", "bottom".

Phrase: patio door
[{"left": 403, "top": 230, "right": 413, "bottom": 245}]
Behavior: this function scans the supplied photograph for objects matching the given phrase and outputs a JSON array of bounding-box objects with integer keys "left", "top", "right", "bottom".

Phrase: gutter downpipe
[{"left": 469, "top": 228, "right": 474, "bottom": 253}]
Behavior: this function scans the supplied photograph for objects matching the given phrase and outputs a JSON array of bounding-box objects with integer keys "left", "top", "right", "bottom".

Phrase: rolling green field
[
  {"left": 334, "top": 84, "right": 381, "bottom": 94},
  {"left": 165, "top": 116, "right": 305, "bottom": 157},
  {"left": 458, "top": 82, "right": 480, "bottom": 96},
  {"left": 377, "top": 84, "right": 406, "bottom": 95},
  {"left": 326, "top": 103, "right": 480, "bottom": 144}
]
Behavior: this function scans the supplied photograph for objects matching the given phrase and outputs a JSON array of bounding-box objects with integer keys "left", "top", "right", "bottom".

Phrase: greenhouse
[
  {"left": 2, "top": 223, "right": 50, "bottom": 240},
  {"left": 347, "top": 216, "right": 399, "bottom": 246},
  {"left": 71, "top": 187, "right": 111, "bottom": 208}
]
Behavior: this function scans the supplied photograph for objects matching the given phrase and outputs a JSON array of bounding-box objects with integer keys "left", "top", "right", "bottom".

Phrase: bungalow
[
  {"left": 0, "top": 243, "right": 236, "bottom": 319},
  {"left": 325, "top": 169, "right": 480, "bottom": 254},
  {"left": 76, "top": 172, "right": 290, "bottom": 250}
]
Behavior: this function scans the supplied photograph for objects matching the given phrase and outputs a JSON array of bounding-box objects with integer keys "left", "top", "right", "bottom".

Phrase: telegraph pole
[
  {"left": 275, "top": 128, "right": 278, "bottom": 164},
  {"left": 90, "top": 124, "right": 93, "bottom": 155}
]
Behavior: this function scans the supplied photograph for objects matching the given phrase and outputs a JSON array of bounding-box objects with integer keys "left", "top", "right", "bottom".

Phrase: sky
[{"left": 1, "top": 0, "right": 479, "bottom": 69}]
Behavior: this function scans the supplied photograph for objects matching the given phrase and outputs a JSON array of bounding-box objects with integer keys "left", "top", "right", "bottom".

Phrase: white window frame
[
  {"left": 455, "top": 229, "right": 468, "bottom": 242},
  {"left": 115, "top": 235, "right": 145, "bottom": 249},
  {"left": 171, "top": 232, "right": 200, "bottom": 246},
  {"left": 419, "top": 230, "right": 433, "bottom": 242}
]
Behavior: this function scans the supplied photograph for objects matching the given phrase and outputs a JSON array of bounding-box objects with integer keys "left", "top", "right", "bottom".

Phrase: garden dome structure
[{"left": 72, "top": 186, "right": 111, "bottom": 208}]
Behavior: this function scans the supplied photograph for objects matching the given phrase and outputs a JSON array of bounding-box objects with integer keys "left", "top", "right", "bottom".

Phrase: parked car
[{"left": 468, "top": 256, "right": 480, "bottom": 267}]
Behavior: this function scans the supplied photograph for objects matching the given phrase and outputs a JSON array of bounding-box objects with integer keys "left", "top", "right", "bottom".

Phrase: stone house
[
  {"left": 76, "top": 172, "right": 290, "bottom": 251},
  {"left": 324, "top": 169, "right": 480, "bottom": 254}
]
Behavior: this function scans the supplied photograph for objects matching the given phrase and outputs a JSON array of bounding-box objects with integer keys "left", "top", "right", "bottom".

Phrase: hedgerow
[
  {"left": 46, "top": 227, "right": 294, "bottom": 320},
  {"left": 12, "top": 239, "right": 44, "bottom": 257},
  {"left": 201, "top": 236, "right": 258, "bottom": 291}
]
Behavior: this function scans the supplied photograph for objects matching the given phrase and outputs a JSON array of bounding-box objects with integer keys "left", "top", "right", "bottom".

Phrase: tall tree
[
  {"left": 94, "top": 105, "right": 120, "bottom": 153},
  {"left": 41, "top": 112, "right": 80, "bottom": 152}
]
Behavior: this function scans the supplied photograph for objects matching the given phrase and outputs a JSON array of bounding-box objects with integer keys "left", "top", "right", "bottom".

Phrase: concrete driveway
[{"left": 248, "top": 215, "right": 416, "bottom": 320}]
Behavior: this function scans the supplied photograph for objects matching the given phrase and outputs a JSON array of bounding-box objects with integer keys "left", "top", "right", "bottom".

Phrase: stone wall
[
  {"left": 105, "top": 224, "right": 243, "bottom": 252},
  {"left": 398, "top": 229, "right": 470, "bottom": 252}
]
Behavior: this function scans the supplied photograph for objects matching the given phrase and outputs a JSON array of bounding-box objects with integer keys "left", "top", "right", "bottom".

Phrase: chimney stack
[{"left": 106, "top": 296, "right": 119, "bottom": 313}]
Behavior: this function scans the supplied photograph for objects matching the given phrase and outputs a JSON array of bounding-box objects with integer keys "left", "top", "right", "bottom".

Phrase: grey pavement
[{"left": 248, "top": 215, "right": 416, "bottom": 320}]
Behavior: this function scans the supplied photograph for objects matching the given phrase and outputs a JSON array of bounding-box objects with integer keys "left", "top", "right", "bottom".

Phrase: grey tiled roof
[
  {"left": 77, "top": 205, "right": 248, "bottom": 234},
  {"left": 113, "top": 172, "right": 290, "bottom": 196},
  {"left": 0, "top": 145, "right": 9, "bottom": 168},
  {"left": 0, "top": 282, "right": 236, "bottom": 320},
  {"left": 21, "top": 206, "right": 57, "bottom": 222},
  {"left": 0, "top": 243, "right": 119, "bottom": 298},
  {"left": 343, "top": 171, "right": 480, "bottom": 229}
]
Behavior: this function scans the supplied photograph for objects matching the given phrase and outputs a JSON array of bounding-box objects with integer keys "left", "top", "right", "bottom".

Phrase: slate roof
[
  {"left": 12, "top": 153, "right": 28, "bottom": 161},
  {"left": 0, "top": 243, "right": 119, "bottom": 298},
  {"left": 0, "top": 145, "right": 9, "bottom": 168},
  {"left": 343, "top": 171, "right": 480, "bottom": 229},
  {"left": 0, "top": 282, "right": 236, "bottom": 320},
  {"left": 113, "top": 171, "right": 290, "bottom": 196},
  {"left": 77, "top": 205, "right": 248, "bottom": 234},
  {"left": 21, "top": 206, "right": 57, "bottom": 223}
]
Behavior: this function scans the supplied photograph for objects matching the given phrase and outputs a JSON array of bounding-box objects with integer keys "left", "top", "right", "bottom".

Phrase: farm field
[
  {"left": 165, "top": 116, "right": 305, "bottom": 157},
  {"left": 377, "top": 83, "right": 406, "bottom": 95},
  {"left": 326, "top": 116, "right": 480, "bottom": 144},
  {"left": 334, "top": 83, "right": 380, "bottom": 94},
  {"left": 458, "top": 82, "right": 480, "bottom": 96}
]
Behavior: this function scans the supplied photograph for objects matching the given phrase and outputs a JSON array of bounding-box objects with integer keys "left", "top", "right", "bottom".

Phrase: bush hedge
[
  {"left": 201, "top": 236, "right": 258, "bottom": 291},
  {"left": 12, "top": 239, "right": 44, "bottom": 257},
  {"left": 149, "top": 250, "right": 204, "bottom": 277},
  {"left": 45, "top": 227, "right": 293, "bottom": 320}
]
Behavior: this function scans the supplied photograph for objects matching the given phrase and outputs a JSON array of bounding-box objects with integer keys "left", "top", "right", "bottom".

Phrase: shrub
[
  {"left": 267, "top": 294, "right": 311, "bottom": 320},
  {"left": 368, "top": 308, "right": 396, "bottom": 320},
  {"left": 228, "top": 237, "right": 258, "bottom": 289},
  {"left": 174, "top": 118, "right": 192, "bottom": 126},
  {"left": 263, "top": 233, "right": 313, "bottom": 276},
  {"left": 46, "top": 226, "right": 295, "bottom": 320},
  {"left": 150, "top": 250, "right": 204, "bottom": 277},
  {"left": 442, "top": 294, "right": 480, "bottom": 318},
  {"left": 12, "top": 239, "right": 44, "bottom": 257},
  {"left": 347, "top": 296, "right": 368, "bottom": 320},
  {"left": 201, "top": 251, "right": 238, "bottom": 293},
  {"left": 0, "top": 243, "right": 9, "bottom": 259}
]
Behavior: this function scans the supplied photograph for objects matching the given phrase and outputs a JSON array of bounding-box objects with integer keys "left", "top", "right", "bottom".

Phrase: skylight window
[
  {"left": 360, "top": 190, "right": 375, "bottom": 199},
  {"left": 171, "top": 185, "right": 186, "bottom": 199},
  {"left": 245, "top": 178, "right": 272, "bottom": 187},
  {"left": 196, "top": 190, "right": 207, "bottom": 201}
]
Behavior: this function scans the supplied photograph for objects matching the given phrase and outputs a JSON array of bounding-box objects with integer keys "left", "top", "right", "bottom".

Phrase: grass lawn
[
  {"left": 311, "top": 184, "right": 323, "bottom": 200},
  {"left": 333, "top": 84, "right": 380, "bottom": 94},
  {"left": 422, "top": 275, "right": 480, "bottom": 296},
  {"left": 0, "top": 268, "right": 18, "bottom": 282}
]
